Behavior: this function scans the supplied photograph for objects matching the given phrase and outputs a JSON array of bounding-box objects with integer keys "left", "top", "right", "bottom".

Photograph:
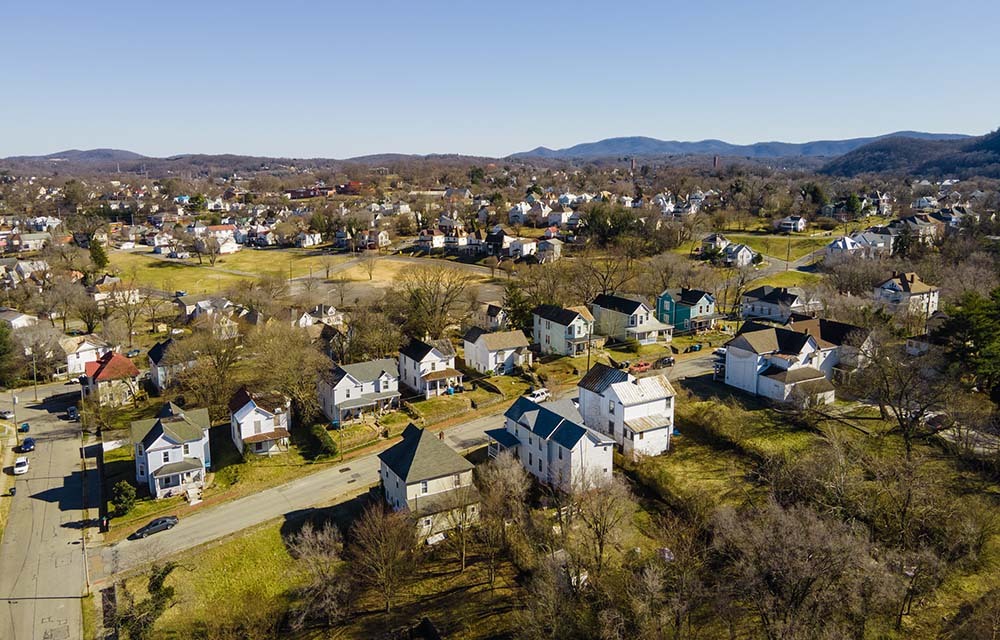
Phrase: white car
[
  {"left": 13, "top": 457, "right": 29, "bottom": 475},
  {"left": 526, "top": 388, "right": 552, "bottom": 403},
  {"left": 0, "top": 409, "right": 13, "bottom": 420}
]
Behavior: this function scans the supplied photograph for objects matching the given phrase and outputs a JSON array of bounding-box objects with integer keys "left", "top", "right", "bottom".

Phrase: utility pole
[
  {"left": 785, "top": 236, "right": 791, "bottom": 271},
  {"left": 12, "top": 392, "right": 19, "bottom": 447},
  {"left": 32, "top": 351, "right": 38, "bottom": 402}
]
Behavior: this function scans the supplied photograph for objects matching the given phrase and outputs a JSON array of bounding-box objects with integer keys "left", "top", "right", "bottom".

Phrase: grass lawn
[
  {"left": 123, "top": 522, "right": 304, "bottom": 638},
  {"left": 726, "top": 234, "right": 830, "bottom": 261},
  {"left": 108, "top": 250, "right": 253, "bottom": 294},
  {"left": 754, "top": 269, "right": 822, "bottom": 288}
]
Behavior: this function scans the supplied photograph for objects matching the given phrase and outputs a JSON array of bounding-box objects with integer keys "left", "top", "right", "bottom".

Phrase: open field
[
  {"left": 726, "top": 233, "right": 830, "bottom": 261},
  {"left": 754, "top": 269, "right": 822, "bottom": 288}
]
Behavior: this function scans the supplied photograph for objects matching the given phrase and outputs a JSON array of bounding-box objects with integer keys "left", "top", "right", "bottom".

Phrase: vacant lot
[{"left": 726, "top": 233, "right": 830, "bottom": 261}]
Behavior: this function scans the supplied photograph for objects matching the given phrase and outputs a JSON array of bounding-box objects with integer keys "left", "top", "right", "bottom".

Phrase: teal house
[{"left": 657, "top": 288, "right": 718, "bottom": 333}]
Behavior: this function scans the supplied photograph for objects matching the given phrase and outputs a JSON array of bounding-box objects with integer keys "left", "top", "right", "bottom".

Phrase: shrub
[
  {"left": 112, "top": 480, "right": 137, "bottom": 516},
  {"left": 815, "top": 216, "right": 840, "bottom": 230},
  {"left": 310, "top": 424, "right": 338, "bottom": 458}
]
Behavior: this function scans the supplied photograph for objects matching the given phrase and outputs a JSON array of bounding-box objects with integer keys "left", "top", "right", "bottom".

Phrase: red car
[{"left": 629, "top": 361, "right": 652, "bottom": 374}]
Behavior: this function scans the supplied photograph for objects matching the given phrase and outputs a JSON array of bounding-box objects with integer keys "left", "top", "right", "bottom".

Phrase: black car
[
  {"left": 655, "top": 356, "right": 676, "bottom": 368},
  {"left": 19, "top": 437, "right": 36, "bottom": 453},
  {"left": 132, "top": 516, "right": 179, "bottom": 539}
]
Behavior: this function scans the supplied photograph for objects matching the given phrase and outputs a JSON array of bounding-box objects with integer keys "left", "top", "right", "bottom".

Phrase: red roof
[
  {"left": 207, "top": 224, "right": 236, "bottom": 232},
  {"left": 85, "top": 352, "right": 140, "bottom": 381}
]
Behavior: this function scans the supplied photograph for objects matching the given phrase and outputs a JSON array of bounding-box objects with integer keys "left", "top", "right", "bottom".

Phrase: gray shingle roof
[
  {"left": 378, "top": 424, "right": 473, "bottom": 483},
  {"left": 578, "top": 363, "right": 629, "bottom": 394},
  {"left": 330, "top": 358, "right": 399, "bottom": 386},
  {"left": 131, "top": 403, "right": 210, "bottom": 449}
]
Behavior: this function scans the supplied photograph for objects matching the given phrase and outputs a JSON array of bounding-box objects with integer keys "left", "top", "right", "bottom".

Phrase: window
[
  {"left": 424, "top": 517, "right": 432, "bottom": 526},
  {"left": 538, "top": 459, "right": 542, "bottom": 472},
  {"left": 255, "top": 442, "right": 263, "bottom": 451},
  {"left": 162, "top": 451, "right": 170, "bottom": 463},
  {"left": 421, "top": 480, "right": 428, "bottom": 494},
  {"left": 138, "top": 464, "right": 145, "bottom": 476},
  {"left": 453, "top": 473, "right": 461, "bottom": 487},
  {"left": 345, "top": 388, "right": 351, "bottom": 398},
  {"left": 558, "top": 448, "right": 563, "bottom": 460},
  {"left": 608, "top": 400, "right": 615, "bottom": 414},
  {"left": 183, "top": 443, "right": 190, "bottom": 455},
  {"left": 608, "top": 420, "right": 614, "bottom": 435},
  {"left": 528, "top": 436, "right": 533, "bottom": 446},
  {"left": 639, "top": 432, "right": 644, "bottom": 440},
  {"left": 528, "top": 453, "right": 533, "bottom": 466}
]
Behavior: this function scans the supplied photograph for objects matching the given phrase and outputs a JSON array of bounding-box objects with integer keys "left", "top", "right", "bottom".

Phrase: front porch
[
  {"left": 151, "top": 458, "right": 205, "bottom": 499},
  {"left": 335, "top": 391, "right": 401, "bottom": 426},
  {"left": 485, "top": 428, "right": 520, "bottom": 459},
  {"left": 243, "top": 428, "right": 291, "bottom": 455},
  {"left": 421, "top": 369, "right": 464, "bottom": 399}
]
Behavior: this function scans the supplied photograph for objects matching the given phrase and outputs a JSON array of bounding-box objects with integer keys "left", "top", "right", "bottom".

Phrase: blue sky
[{"left": 1, "top": 0, "right": 997, "bottom": 158}]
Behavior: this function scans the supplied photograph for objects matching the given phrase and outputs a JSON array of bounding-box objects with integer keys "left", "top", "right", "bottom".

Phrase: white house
[
  {"left": 318, "top": 358, "right": 401, "bottom": 426},
  {"left": 537, "top": 238, "right": 563, "bottom": 263},
  {"left": 873, "top": 271, "right": 939, "bottom": 317},
  {"left": 0, "top": 308, "right": 39, "bottom": 330},
  {"left": 509, "top": 237, "right": 537, "bottom": 258},
  {"left": 741, "top": 286, "right": 820, "bottom": 323},
  {"left": 532, "top": 304, "right": 596, "bottom": 356},
  {"left": 825, "top": 235, "right": 861, "bottom": 259},
  {"left": 723, "top": 322, "right": 836, "bottom": 405},
  {"left": 485, "top": 396, "right": 614, "bottom": 492},
  {"left": 722, "top": 243, "right": 758, "bottom": 267},
  {"left": 148, "top": 338, "right": 195, "bottom": 393},
  {"left": 777, "top": 215, "right": 807, "bottom": 233},
  {"left": 228, "top": 387, "right": 292, "bottom": 456},
  {"left": 590, "top": 293, "right": 672, "bottom": 345},
  {"left": 378, "top": 424, "right": 479, "bottom": 538},
  {"left": 471, "top": 302, "right": 508, "bottom": 331},
  {"left": 399, "top": 338, "right": 463, "bottom": 399},
  {"left": 59, "top": 335, "right": 111, "bottom": 376},
  {"left": 462, "top": 328, "right": 532, "bottom": 375},
  {"left": 576, "top": 363, "right": 675, "bottom": 459},
  {"left": 131, "top": 402, "right": 212, "bottom": 499}
]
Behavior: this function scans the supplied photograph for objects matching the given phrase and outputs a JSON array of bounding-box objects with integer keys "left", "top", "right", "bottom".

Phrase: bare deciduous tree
[{"left": 349, "top": 502, "right": 417, "bottom": 614}]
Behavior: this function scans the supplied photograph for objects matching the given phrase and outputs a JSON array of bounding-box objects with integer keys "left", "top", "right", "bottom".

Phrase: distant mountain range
[
  {"left": 510, "top": 132, "right": 972, "bottom": 160},
  {"left": 821, "top": 129, "right": 1000, "bottom": 178}
]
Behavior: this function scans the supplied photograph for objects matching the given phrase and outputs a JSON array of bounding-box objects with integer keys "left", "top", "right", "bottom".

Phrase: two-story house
[
  {"left": 59, "top": 334, "right": 111, "bottom": 376},
  {"left": 462, "top": 328, "right": 532, "bottom": 375},
  {"left": 873, "top": 271, "right": 939, "bottom": 317},
  {"left": 656, "top": 288, "right": 718, "bottom": 333},
  {"left": 318, "top": 358, "right": 401, "bottom": 426},
  {"left": 399, "top": 338, "right": 463, "bottom": 399},
  {"left": 229, "top": 387, "right": 292, "bottom": 455},
  {"left": 590, "top": 293, "right": 672, "bottom": 345},
  {"left": 723, "top": 322, "right": 836, "bottom": 405},
  {"left": 378, "top": 424, "right": 480, "bottom": 538},
  {"left": 577, "top": 363, "right": 675, "bottom": 458},
  {"left": 777, "top": 215, "right": 807, "bottom": 233},
  {"left": 131, "top": 402, "right": 212, "bottom": 499},
  {"left": 81, "top": 351, "right": 140, "bottom": 407},
  {"left": 532, "top": 304, "right": 597, "bottom": 356},
  {"left": 147, "top": 338, "right": 195, "bottom": 394},
  {"left": 485, "top": 396, "right": 614, "bottom": 492},
  {"left": 741, "top": 286, "right": 820, "bottom": 323},
  {"left": 471, "top": 301, "right": 508, "bottom": 331}
]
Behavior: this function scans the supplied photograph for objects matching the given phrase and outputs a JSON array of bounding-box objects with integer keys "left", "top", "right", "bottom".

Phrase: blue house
[{"left": 657, "top": 288, "right": 718, "bottom": 333}]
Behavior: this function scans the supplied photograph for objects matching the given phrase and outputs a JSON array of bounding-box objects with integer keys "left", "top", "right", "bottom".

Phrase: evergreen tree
[
  {"left": 89, "top": 241, "right": 109, "bottom": 270},
  {"left": 0, "top": 323, "right": 18, "bottom": 387}
]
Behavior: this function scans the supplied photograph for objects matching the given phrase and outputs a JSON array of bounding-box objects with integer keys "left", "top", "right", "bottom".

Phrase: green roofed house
[
  {"left": 656, "top": 288, "right": 720, "bottom": 334},
  {"left": 377, "top": 424, "right": 480, "bottom": 538},
  {"left": 131, "top": 403, "right": 212, "bottom": 500}
]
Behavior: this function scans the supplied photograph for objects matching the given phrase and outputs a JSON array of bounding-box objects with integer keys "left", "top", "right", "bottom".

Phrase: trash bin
[{"left": 101, "top": 515, "right": 110, "bottom": 532}]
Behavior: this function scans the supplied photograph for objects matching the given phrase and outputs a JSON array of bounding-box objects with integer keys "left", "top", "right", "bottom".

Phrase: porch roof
[
  {"left": 152, "top": 458, "right": 203, "bottom": 477},
  {"left": 338, "top": 389, "right": 401, "bottom": 411},
  {"left": 243, "top": 427, "right": 291, "bottom": 444},
  {"left": 423, "top": 368, "right": 463, "bottom": 382},
  {"left": 485, "top": 427, "right": 520, "bottom": 448}
]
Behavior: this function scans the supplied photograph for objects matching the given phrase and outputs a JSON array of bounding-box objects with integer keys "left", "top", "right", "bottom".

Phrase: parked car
[
  {"left": 174, "top": 290, "right": 188, "bottom": 298},
  {"left": 132, "top": 516, "right": 179, "bottom": 539},
  {"left": 0, "top": 409, "right": 13, "bottom": 420},
  {"left": 713, "top": 347, "right": 727, "bottom": 357},
  {"left": 19, "top": 437, "right": 35, "bottom": 453},
  {"left": 629, "top": 361, "right": 652, "bottom": 374},
  {"left": 126, "top": 348, "right": 141, "bottom": 358},
  {"left": 17, "top": 422, "right": 29, "bottom": 433},
  {"left": 13, "top": 457, "right": 29, "bottom": 475},
  {"left": 170, "top": 328, "right": 185, "bottom": 335},
  {"left": 67, "top": 406, "right": 79, "bottom": 420},
  {"left": 655, "top": 356, "right": 676, "bottom": 368},
  {"left": 525, "top": 387, "right": 552, "bottom": 403}
]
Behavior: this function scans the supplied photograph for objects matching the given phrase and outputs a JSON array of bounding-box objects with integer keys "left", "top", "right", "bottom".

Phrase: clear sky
[{"left": 2, "top": 0, "right": 997, "bottom": 158}]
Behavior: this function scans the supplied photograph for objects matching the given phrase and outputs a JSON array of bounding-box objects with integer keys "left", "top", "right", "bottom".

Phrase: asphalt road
[
  {"left": 0, "top": 380, "right": 94, "bottom": 640},
  {"left": 95, "top": 353, "right": 716, "bottom": 580}
]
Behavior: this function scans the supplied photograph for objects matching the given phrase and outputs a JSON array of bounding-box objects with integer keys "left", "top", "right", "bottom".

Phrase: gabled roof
[
  {"left": 727, "top": 324, "right": 813, "bottom": 356},
  {"left": 400, "top": 337, "right": 455, "bottom": 361},
  {"left": 742, "top": 286, "right": 804, "bottom": 307},
  {"left": 463, "top": 328, "right": 529, "bottom": 351},
  {"left": 578, "top": 363, "right": 630, "bottom": 394},
  {"left": 788, "top": 318, "right": 868, "bottom": 348},
  {"left": 228, "top": 386, "right": 289, "bottom": 414},
  {"left": 504, "top": 396, "right": 611, "bottom": 450},
  {"left": 130, "top": 402, "right": 211, "bottom": 449},
  {"left": 85, "top": 352, "right": 139, "bottom": 381},
  {"left": 329, "top": 358, "right": 399, "bottom": 386},
  {"left": 591, "top": 293, "right": 649, "bottom": 315},
  {"left": 877, "top": 271, "right": 937, "bottom": 294},
  {"left": 147, "top": 338, "right": 175, "bottom": 365},
  {"left": 377, "top": 424, "right": 473, "bottom": 483},
  {"left": 609, "top": 375, "right": 676, "bottom": 406},
  {"left": 532, "top": 304, "right": 593, "bottom": 326},
  {"left": 661, "top": 287, "right": 713, "bottom": 306}
]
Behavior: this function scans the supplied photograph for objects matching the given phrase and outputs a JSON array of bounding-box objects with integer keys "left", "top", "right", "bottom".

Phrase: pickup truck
[{"left": 628, "top": 361, "right": 652, "bottom": 374}]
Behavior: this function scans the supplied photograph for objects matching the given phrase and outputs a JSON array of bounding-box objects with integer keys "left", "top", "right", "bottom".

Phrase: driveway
[
  {"left": 94, "top": 354, "right": 715, "bottom": 580},
  {"left": 0, "top": 380, "right": 96, "bottom": 640}
]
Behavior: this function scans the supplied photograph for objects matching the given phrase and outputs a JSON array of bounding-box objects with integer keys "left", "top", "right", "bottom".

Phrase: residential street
[
  {"left": 0, "top": 380, "right": 95, "bottom": 640},
  {"left": 95, "top": 353, "right": 715, "bottom": 580}
]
